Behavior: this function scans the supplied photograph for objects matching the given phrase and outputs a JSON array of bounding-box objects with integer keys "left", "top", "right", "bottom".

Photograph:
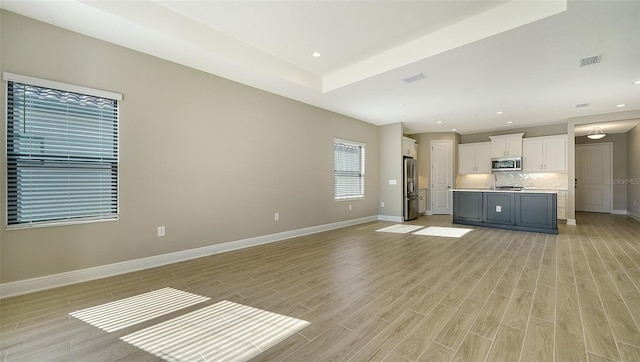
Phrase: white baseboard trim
[
  {"left": 628, "top": 212, "right": 640, "bottom": 222},
  {"left": 612, "top": 210, "right": 628, "bottom": 215},
  {"left": 0, "top": 215, "right": 378, "bottom": 299},
  {"left": 567, "top": 219, "right": 577, "bottom": 226},
  {"left": 378, "top": 215, "right": 403, "bottom": 223},
  {"left": 425, "top": 211, "right": 433, "bottom": 216}
]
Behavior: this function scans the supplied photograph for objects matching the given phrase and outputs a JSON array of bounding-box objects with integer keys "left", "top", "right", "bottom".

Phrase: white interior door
[
  {"left": 575, "top": 143, "right": 612, "bottom": 213},
  {"left": 431, "top": 140, "right": 453, "bottom": 214}
]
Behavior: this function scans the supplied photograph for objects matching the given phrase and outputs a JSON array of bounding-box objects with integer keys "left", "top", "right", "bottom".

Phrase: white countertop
[{"left": 450, "top": 188, "right": 562, "bottom": 194}]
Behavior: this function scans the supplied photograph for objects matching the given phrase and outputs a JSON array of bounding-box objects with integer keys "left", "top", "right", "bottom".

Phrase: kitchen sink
[{"left": 495, "top": 186, "right": 524, "bottom": 191}]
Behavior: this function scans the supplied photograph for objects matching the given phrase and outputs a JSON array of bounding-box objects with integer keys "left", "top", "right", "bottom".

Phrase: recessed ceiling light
[
  {"left": 452, "top": 128, "right": 457, "bottom": 131},
  {"left": 472, "top": 114, "right": 478, "bottom": 117},
  {"left": 633, "top": 80, "right": 640, "bottom": 85},
  {"left": 576, "top": 103, "right": 590, "bottom": 108},
  {"left": 312, "top": 51, "right": 321, "bottom": 58},
  {"left": 520, "top": 106, "right": 528, "bottom": 110},
  {"left": 497, "top": 111, "right": 503, "bottom": 115},
  {"left": 507, "top": 121, "right": 513, "bottom": 124},
  {"left": 436, "top": 121, "right": 443, "bottom": 124},
  {"left": 616, "top": 104, "right": 626, "bottom": 108}
]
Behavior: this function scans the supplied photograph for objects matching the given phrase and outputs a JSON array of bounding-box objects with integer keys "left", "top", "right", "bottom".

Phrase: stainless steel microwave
[{"left": 491, "top": 157, "right": 522, "bottom": 172}]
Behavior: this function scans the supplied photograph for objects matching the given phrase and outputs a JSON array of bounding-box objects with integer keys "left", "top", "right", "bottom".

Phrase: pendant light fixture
[{"left": 587, "top": 126, "right": 606, "bottom": 140}]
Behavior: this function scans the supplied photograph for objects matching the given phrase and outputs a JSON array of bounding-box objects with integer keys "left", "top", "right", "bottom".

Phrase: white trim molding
[
  {"left": 612, "top": 210, "right": 628, "bottom": 215},
  {"left": 0, "top": 215, "right": 378, "bottom": 299},
  {"left": 567, "top": 218, "right": 577, "bottom": 226},
  {"left": 628, "top": 212, "right": 640, "bottom": 223},
  {"left": 378, "top": 215, "right": 403, "bottom": 223}
]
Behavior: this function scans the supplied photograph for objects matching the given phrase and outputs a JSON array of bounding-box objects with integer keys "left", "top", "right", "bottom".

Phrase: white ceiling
[{"left": 2, "top": 0, "right": 639, "bottom": 135}]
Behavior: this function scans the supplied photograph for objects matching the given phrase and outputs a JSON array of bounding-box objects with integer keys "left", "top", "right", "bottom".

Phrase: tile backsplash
[{"left": 458, "top": 172, "right": 569, "bottom": 190}]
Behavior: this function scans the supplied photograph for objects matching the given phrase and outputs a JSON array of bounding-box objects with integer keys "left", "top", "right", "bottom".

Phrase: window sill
[
  {"left": 6, "top": 216, "right": 119, "bottom": 231},
  {"left": 335, "top": 197, "right": 365, "bottom": 202}
]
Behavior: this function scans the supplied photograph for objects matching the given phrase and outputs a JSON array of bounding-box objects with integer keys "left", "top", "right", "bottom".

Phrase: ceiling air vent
[
  {"left": 402, "top": 73, "right": 426, "bottom": 83},
  {"left": 579, "top": 54, "right": 602, "bottom": 67},
  {"left": 575, "top": 103, "right": 590, "bottom": 108}
]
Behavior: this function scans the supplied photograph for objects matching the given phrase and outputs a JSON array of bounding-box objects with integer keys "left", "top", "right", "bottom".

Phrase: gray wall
[
  {"left": 0, "top": 11, "right": 380, "bottom": 283},
  {"left": 628, "top": 124, "right": 640, "bottom": 218},
  {"left": 575, "top": 133, "right": 627, "bottom": 212},
  {"left": 460, "top": 123, "right": 567, "bottom": 144},
  {"left": 378, "top": 123, "right": 403, "bottom": 218}
]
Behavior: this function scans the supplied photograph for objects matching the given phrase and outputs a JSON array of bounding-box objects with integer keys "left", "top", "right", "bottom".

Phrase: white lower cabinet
[
  {"left": 557, "top": 191, "right": 567, "bottom": 219},
  {"left": 418, "top": 189, "right": 427, "bottom": 214}
]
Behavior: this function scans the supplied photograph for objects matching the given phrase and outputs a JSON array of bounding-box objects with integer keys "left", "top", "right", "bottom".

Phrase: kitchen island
[{"left": 451, "top": 189, "right": 558, "bottom": 234}]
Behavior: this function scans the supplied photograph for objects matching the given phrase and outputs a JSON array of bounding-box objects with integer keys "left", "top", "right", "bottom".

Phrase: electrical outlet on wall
[
  {"left": 381, "top": 202, "right": 385, "bottom": 207},
  {"left": 157, "top": 226, "right": 165, "bottom": 237},
  {"left": 274, "top": 212, "right": 279, "bottom": 221},
  {"left": 349, "top": 205, "right": 352, "bottom": 211},
  {"left": 496, "top": 205, "right": 502, "bottom": 212}
]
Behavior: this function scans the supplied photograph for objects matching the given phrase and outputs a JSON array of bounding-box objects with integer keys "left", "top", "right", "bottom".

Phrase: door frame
[
  {"left": 575, "top": 142, "right": 613, "bottom": 213},
  {"left": 430, "top": 139, "right": 454, "bottom": 215}
]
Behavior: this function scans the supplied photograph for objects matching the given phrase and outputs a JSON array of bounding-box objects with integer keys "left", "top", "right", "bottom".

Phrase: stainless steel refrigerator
[{"left": 404, "top": 157, "right": 419, "bottom": 221}]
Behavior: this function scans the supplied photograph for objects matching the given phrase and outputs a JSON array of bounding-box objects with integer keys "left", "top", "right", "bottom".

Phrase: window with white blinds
[
  {"left": 334, "top": 138, "right": 365, "bottom": 200},
  {"left": 5, "top": 74, "right": 121, "bottom": 228}
]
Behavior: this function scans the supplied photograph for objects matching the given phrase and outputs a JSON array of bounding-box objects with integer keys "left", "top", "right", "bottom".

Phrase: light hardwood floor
[{"left": 1, "top": 212, "right": 639, "bottom": 361}]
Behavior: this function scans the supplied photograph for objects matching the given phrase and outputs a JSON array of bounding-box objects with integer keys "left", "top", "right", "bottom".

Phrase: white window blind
[
  {"left": 5, "top": 77, "right": 120, "bottom": 228},
  {"left": 334, "top": 138, "right": 365, "bottom": 200}
]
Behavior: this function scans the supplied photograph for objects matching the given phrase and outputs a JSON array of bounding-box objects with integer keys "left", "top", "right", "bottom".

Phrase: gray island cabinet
[{"left": 452, "top": 190, "right": 557, "bottom": 234}]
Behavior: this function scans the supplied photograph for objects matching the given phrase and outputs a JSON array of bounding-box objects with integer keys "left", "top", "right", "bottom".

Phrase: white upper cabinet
[
  {"left": 544, "top": 136, "right": 567, "bottom": 171},
  {"left": 475, "top": 143, "right": 492, "bottom": 172},
  {"left": 402, "top": 137, "right": 417, "bottom": 158},
  {"left": 458, "top": 144, "right": 476, "bottom": 174},
  {"left": 490, "top": 133, "right": 524, "bottom": 158},
  {"left": 523, "top": 139, "right": 544, "bottom": 171},
  {"left": 522, "top": 135, "right": 567, "bottom": 172},
  {"left": 458, "top": 142, "right": 492, "bottom": 174}
]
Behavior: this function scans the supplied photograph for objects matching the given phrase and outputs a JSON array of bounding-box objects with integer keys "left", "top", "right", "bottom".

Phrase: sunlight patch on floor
[
  {"left": 69, "top": 287, "right": 209, "bottom": 332},
  {"left": 376, "top": 224, "right": 424, "bottom": 234},
  {"left": 120, "top": 300, "right": 310, "bottom": 361},
  {"left": 413, "top": 226, "right": 473, "bottom": 238}
]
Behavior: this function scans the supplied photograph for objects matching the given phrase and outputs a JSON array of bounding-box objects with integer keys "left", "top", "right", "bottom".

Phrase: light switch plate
[{"left": 389, "top": 180, "right": 397, "bottom": 185}]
